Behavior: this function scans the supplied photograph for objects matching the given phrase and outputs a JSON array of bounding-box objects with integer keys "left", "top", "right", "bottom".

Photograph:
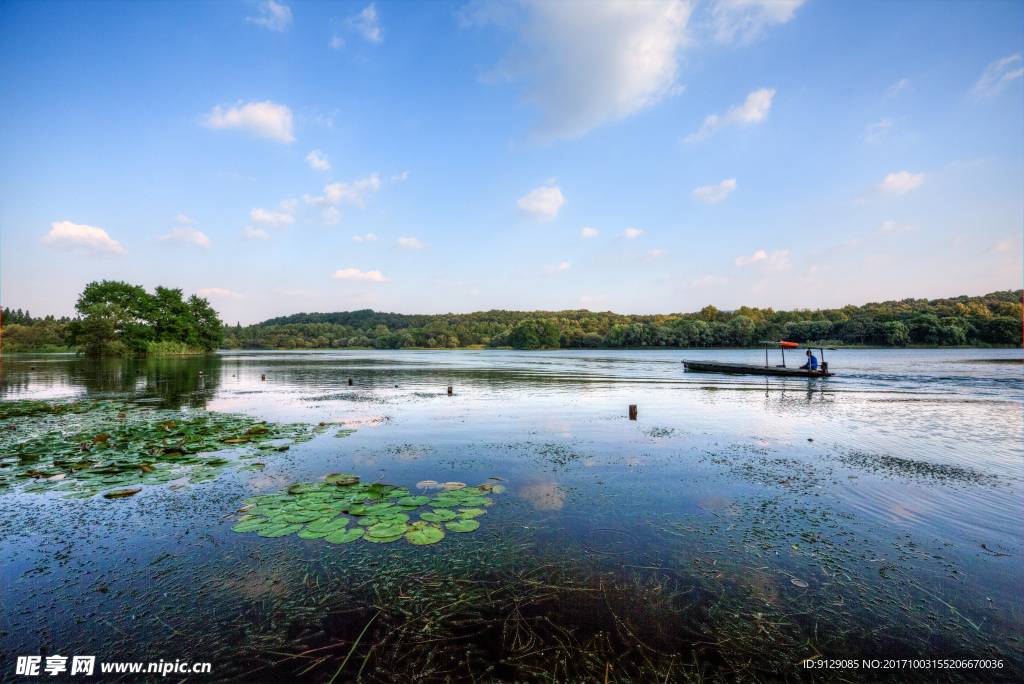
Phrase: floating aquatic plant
[
  {"left": 230, "top": 474, "right": 501, "bottom": 546},
  {"left": 0, "top": 399, "right": 346, "bottom": 498}
]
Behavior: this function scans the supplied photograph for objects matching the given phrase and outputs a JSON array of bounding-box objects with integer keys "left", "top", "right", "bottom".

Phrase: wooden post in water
[
  {"left": 447, "top": 386, "right": 453, "bottom": 395},
  {"left": 348, "top": 378, "right": 353, "bottom": 386},
  {"left": 261, "top": 374, "right": 265, "bottom": 381},
  {"left": 629, "top": 405, "right": 638, "bottom": 420}
]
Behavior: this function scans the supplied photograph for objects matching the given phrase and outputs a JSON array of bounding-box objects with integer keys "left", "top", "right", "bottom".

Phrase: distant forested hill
[{"left": 217, "top": 290, "right": 1023, "bottom": 350}]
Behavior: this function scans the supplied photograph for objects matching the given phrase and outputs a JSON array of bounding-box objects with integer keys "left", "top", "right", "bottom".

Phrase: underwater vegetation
[
  {"left": 231, "top": 475, "right": 503, "bottom": 546},
  {"left": 0, "top": 399, "right": 347, "bottom": 498}
]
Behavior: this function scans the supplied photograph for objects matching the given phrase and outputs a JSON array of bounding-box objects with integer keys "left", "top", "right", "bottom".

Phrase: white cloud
[
  {"left": 197, "top": 287, "right": 244, "bottom": 299},
  {"left": 322, "top": 207, "right": 341, "bottom": 225},
  {"left": 702, "top": 0, "right": 803, "bottom": 44},
  {"left": 580, "top": 294, "right": 606, "bottom": 304},
  {"left": 174, "top": 214, "right": 194, "bottom": 225},
  {"left": 350, "top": 288, "right": 378, "bottom": 304},
  {"left": 733, "top": 249, "right": 791, "bottom": 272},
  {"left": 685, "top": 88, "right": 775, "bottom": 142},
  {"left": 621, "top": 228, "right": 644, "bottom": 239},
  {"left": 331, "top": 268, "right": 390, "bottom": 282},
  {"left": 41, "top": 221, "right": 127, "bottom": 257},
  {"left": 638, "top": 249, "right": 666, "bottom": 260},
  {"left": 330, "top": 35, "right": 344, "bottom": 50},
  {"left": 395, "top": 236, "right": 429, "bottom": 250},
  {"left": 863, "top": 118, "right": 893, "bottom": 143},
  {"left": 542, "top": 262, "right": 571, "bottom": 275},
  {"left": 306, "top": 150, "right": 330, "bottom": 170},
  {"left": 246, "top": 1, "right": 292, "bottom": 31},
  {"left": 691, "top": 178, "right": 737, "bottom": 203},
  {"left": 870, "top": 220, "right": 917, "bottom": 238},
  {"left": 888, "top": 78, "right": 909, "bottom": 95},
  {"left": 390, "top": 171, "right": 409, "bottom": 181},
  {"left": 303, "top": 174, "right": 381, "bottom": 208},
  {"left": 876, "top": 170, "right": 925, "bottom": 196},
  {"left": 971, "top": 54, "right": 1023, "bottom": 97},
  {"left": 243, "top": 226, "right": 269, "bottom": 240},
  {"left": 352, "top": 233, "right": 379, "bottom": 243},
  {"left": 475, "top": 1, "right": 692, "bottom": 142},
  {"left": 581, "top": 226, "right": 599, "bottom": 238},
  {"left": 517, "top": 185, "right": 564, "bottom": 221},
  {"left": 690, "top": 275, "right": 728, "bottom": 288},
  {"left": 157, "top": 226, "right": 211, "bottom": 248},
  {"left": 250, "top": 207, "right": 294, "bottom": 227},
  {"left": 204, "top": 101, "right": 294, "bottom": 142},
  {"left": 993, "top": 236, "right": 1020, "bottom": 252},
  {"left": 349, "top": 3, "right": 382, "bottom": 43}
]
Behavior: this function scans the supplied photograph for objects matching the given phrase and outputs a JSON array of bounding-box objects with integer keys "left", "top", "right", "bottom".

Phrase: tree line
[
  {"left": 2, "top": 281, "right": 223, "bottom": 355},
  {"left": 220, "top": 290, "right": 1022, "bottom": 351}
]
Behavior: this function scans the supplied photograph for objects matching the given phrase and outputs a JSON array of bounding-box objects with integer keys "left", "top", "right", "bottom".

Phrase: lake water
[{"left": 1, "top": 349, "right": 1021, "bottom": 682}]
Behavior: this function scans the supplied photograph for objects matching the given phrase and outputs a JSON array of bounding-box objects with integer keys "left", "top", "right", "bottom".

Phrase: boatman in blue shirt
[{"left": 800, "top": 350, "right": 818, "bottom": 371}]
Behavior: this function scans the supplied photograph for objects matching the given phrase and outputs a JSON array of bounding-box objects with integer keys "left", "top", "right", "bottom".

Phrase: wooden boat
[{"left": 683, "top": 342, "right": 835, "bottom": 377}]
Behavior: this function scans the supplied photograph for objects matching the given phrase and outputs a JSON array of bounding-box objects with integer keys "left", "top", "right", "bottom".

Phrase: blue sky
[{"left": 1, "top": 0, "right": 1021, "bottom": 324}]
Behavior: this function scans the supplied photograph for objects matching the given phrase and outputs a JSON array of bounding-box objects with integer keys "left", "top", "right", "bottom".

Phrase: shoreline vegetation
[{"left": 3, "top": 287, "right": 1020, "bottom": 356}]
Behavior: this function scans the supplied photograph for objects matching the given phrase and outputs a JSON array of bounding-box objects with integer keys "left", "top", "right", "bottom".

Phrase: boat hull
[{"left": 682, "top": 360, "right": 832, "bottom": 377}]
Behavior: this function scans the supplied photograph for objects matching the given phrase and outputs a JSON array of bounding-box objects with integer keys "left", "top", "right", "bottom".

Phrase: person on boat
[{"left": 800, "top": 350, "right": 818, "bottom": 371}]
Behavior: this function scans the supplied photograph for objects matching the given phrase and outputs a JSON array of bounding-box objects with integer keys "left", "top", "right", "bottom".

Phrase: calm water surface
[{"left": 1, "top": 349, "right": 1021, "bottom": 682}]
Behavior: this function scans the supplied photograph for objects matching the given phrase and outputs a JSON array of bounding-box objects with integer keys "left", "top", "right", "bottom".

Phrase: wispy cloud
[
  {"left": 395, "top": 236, "right": 429, "bottom": 250},
  {"left": 684, "top": 88, "right": 775, "bottom": 143},
  {"left": 870, "top": 219, "right": 917, "bottom": 238},
  {"left": 857, "top": 171, "right": 925, "bottom": 202},
  {"left": 702, "top": 0, "right": 803, "bottom": 44},
  {"left": 542, "top": 262, "right": 571, "bottom": 275},
  {"left": 250, "top": 207, "right": 294, "bottom": 227},
  {"left": 246, "top": 1, "right": 292, "bottom": 32},
  {"left": 41, "top": 221, "right": 127, "bottom": 257},
  {"left": 352, "top": 233, "right": 379, "bottom": 243},
  {"left": 863, "top": 118, "right": 893, "bottom": 143},
  {"left": 733, "top": 249, "right": 791, "bottom": 272},
  {"left": 971, "top": 54, "right": 1023, "bottom": 97},
  {"left": 157, "top": 226, "right": 210, "bottom": 248},
  {"left": 243, "top": 226, "right": 269, "bottom": 240},
  {"left": 581, "top": 227, "right": 599, "bottom": 238},
  {"left": 197, "top": 287, "right": 243, "bottom": 299},
  {"left": 471, "top": 1, "right": 691, "bottom": 142},
  {"left": 621, "top": 228, "right": 644, "bottom": 239},
  {"left": 350, "top": 288, "right": 378, "bottom": 304},
  {"left": 888, "top": 78, "right": 909, "bottom": 96},
  {"left": 306, "top": 150, "right": 330, "bottom": 170},
  {"left": 517, "top": 186, "right": 564, "bottom": 221},
  {"left": 349, "top": 3, "right": 382, "bottom": 43},
  {"left": 203, "top": 101, "right": 294, "bottom": 143},
  {"left": 691, "top": 178, "right": 737, "bottom": 203},
  {"left": 304, "top": 174, "right": 381, "bottom": 208},
  {"left": 330, "top": 268, "right": 389, "bottom": 282}
]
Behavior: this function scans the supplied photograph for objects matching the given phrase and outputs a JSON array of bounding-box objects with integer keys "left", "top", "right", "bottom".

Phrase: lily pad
[
  {"left": 461, "top": 496, "right": 492, "bottom": 506},
  {"left": 363, "top": 533, "right": 403, "bottom": 543},
  {"left": 406, "top": 522, "right": 444, "bottom": 545},
  {"left": 306, "top": 517, "right": 349, "bottom": 533},
  {"left": 326, "top": 473, "right": 359, "bottom": 485},
  {"left": 398, "top": 496, "right": 431, "bottom": 506},
  {"left": 445, "top": 519, "right": 480, "bottom": 533},
  {"left": 420, "top": 509, "right": 457, "bottom": 522},
  {"left": 366, "top": 521, "right": 408, "bottom": 538},
  {"left": 282, "top": 512, "right": 320, "bottom": 523},
  {"left": 239, "top": 463, "right": 265, "bottom": 471},
  {"left": 325, "top": 528, "right": 364, "bottom": 544},
  {"left": 103, "top": 488, "right": 141, "bottom": 499},
  {"left": 457, "top": 508, "right": 486, "bottom": 519},
  {"left": 259, "top": 523, "right": 304, "bottom": 538},
  {"left": 232, "top": 519, "right": 269, "bottom": 533}
]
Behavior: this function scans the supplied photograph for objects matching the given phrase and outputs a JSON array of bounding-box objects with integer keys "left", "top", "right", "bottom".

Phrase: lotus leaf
[
  {"left": 445, "top": 519, "right": 480, "bottom": 533},
  {"left": 364, "top": 502, "right": 398, "bottom": 515},
  {"left": 347, "top": 504, "right": 369, "bottom": 516},
  {"left": 238, "top": 463, "right": 265, "bottom": 471},
  {"left": 326, "top": 473, "right": 359, "bottom": 485},
  {"left": 298, "top": 528, "right": 330, "bottom": 539},
  {"left": 306, "top": 517, "right": 348, "bottom": 533},
  {"left": 366, "top": 521, "right": 408, "bottom": 538},
  {"left": 406, "top": 523, "right": 444, "bottom": 545},
  {"left": 258, "top": 523, "right": 303, "bottom": 538},
  {"left": 398, "top": 496, "right": 430, "bottom": 506},
  {"left": 325, "top": 528, "right": 364, "bottom": 543},
  {"left": 362, "top": 533, "right": 403, "bottom": 543},
  {"left": 377, "top": 513, "right": 410, "bottom": 524},
  {"left": 103, "top": 488, "right": 141, "bottom": 499},
  {"left": 460, "top": 487, "right": 484, "bottom": 496},
  {"left": 282, "top": 512, "right": 320, "bottom": 523},
  {"left": 457, "top": 508, "right": 486, "bottom": 519},
  {"left": 429, "top": 498, "right": 459, "bottom": 508},
  {"left": 420, "top": 509, "right": 456, "bottom": 522},
  {"left": 232, "top": 519, "right": 268, "bottom": 533},
  {"left": 461, "top": 497, "right": 492, "bottom": 506},
  {"left": 357, "top": 516, "right": 380, "bottom": 527}
]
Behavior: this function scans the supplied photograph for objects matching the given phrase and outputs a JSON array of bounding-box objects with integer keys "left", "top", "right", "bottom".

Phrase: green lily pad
[
  {"left": 461, "top": 497, "right": 492, "bottom": 506},
  {"left": 103, "top": 488, "right": 141, "bottom": 499},
  {"left": 366, "top": 521, "right": 408, "bottom": 538},
  {"left": 282, "top": 512, "right": 320, "bottom": 523},
  {"left": 428, "top": 498, "right": 459, "bottom": 508},
  {"left": 325, "top": 528, "right": 364, "bottom": 543},
  {"left": 259, "top": 523, "right": 304, "bottom": 538},
  {"left": 420, "top": 509, "right": 457, "bottom": 522},
  {"left": 239, "top": 463, "right": 265, "bottom": 471},
  {"left": 406, "top": 522, "right": 444, "bottom": 545},
  {"left": 326, "top": 473, "right": 359, "bottom": 485},
  {"left": 457, "top": 508, "right": 486, "bottom": 519},
  {"left": 445, "top": 519, "right": 480, "bottom": 533},
  {"left": 357, "top": 516, "right": 380, "bottom": 527},
  {"left": 398, "top": 495, "right": 430, "bottom": 506},
  {"left": 298, "top": 528, "right": 330, "bottom": 539},
  {"left": 232, "top": 519, "right": 268, "bottom": 533},
  {"left": 377, "top": 513, "right": 410, "bottom": 524},
  {"left": 306, "top": 517, "right": 349, "bottom": 533},
  {"left": 363, "top": 533, "right": 403, "bottom": 543}
]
